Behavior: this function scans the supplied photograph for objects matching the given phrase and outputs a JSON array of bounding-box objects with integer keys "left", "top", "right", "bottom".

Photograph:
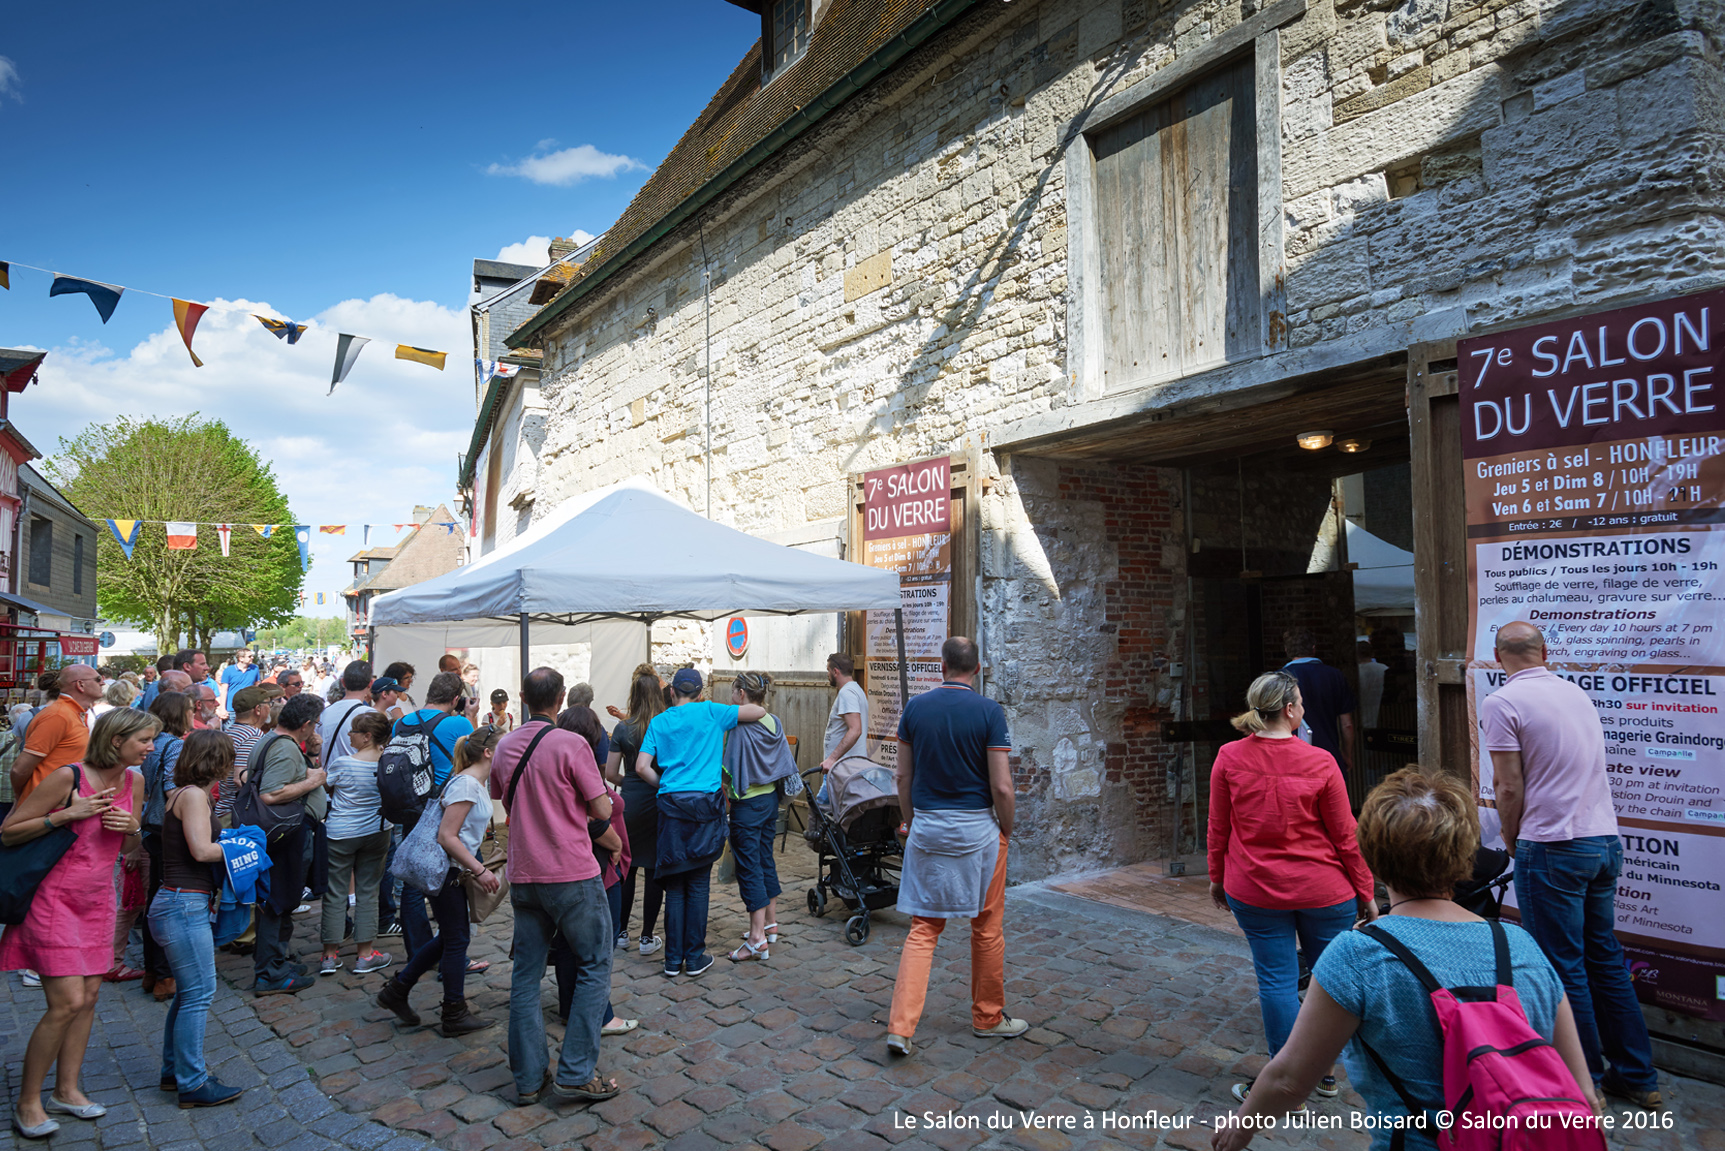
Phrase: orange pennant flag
[
  {"left": 319, "top": 525, "right": 346, "bottom": 535},
  {"left": 172, "top": 299, "right": 209, "bottom": 367}
]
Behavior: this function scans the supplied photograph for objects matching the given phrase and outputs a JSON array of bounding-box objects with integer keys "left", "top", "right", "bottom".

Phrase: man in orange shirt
[{"left": 11, "top": 663, "right": 102, "bottom": 799}]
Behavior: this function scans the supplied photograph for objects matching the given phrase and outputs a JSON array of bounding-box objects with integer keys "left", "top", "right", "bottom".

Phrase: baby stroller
[
  {"left": 1453, "top": 845, "right": 1515, "bottom": 918},
  {"left": 801, "top": 754, "right": 902, "bottom": 945}
]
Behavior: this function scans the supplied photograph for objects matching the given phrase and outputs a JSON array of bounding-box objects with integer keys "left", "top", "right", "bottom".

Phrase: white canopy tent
[
  {"left": 1346, "top": 521, "right": 1415, "bottom": 616},
  {"left": 370, "top": 482, "right": 907, "bottom": 712}
]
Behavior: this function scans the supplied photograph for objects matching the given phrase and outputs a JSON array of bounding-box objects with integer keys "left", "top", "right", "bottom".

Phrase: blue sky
[{"left": 0, "top": 1, "right": 759, "bottom": 616}]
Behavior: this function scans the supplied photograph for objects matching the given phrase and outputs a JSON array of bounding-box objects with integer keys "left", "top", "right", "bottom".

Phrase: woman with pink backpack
[{"left": 1214, "top": 768, "right": 1604, "bottom": 1151}]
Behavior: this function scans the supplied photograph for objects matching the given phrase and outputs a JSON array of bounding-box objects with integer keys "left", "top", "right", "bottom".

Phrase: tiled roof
[{"left": 508, "top": 0, "right": 972, "bottom": 345}]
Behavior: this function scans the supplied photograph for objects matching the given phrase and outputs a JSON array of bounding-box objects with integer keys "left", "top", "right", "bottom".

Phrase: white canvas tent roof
[
  {"left": 370, "top": 483, "right": 902, "bottom": 641},
  {"left": 1347, "top": 521, "right": 1415, "bottom": 616}
]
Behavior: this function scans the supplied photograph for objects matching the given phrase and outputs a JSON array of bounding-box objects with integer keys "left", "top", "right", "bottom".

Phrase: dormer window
[{"left": 766, "top": 0, "right": 810, "bottom": 79}]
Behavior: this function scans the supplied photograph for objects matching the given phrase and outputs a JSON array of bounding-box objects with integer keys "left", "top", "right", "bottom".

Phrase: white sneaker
[
  {"left": 292, "top": 903, "right": 313, "bottom": 916},
  {"left": 639, "top": 935, "right": 663, "bottom": 956},
  {"left": 22, "top": 969, "right": 41, "bottom": 988}
]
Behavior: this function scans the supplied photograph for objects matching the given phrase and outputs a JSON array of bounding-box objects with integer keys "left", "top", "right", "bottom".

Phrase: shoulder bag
[
  {"left": 0, "top": 764, "right": 84, "bottom": 925},
  {"left": 461, "top": 720, "right": 555, "bottom": 921},
  {"left": 231, "top": 734, "right": 306, "bottom": 841}
]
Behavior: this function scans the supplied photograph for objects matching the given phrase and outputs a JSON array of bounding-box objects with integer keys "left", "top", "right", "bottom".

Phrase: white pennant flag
[
  {"left": 330, "top": 334, "right": 370, "bottom": 394},
  {"left": 217, "top": 524, "right": 232, "bottom": 556}
]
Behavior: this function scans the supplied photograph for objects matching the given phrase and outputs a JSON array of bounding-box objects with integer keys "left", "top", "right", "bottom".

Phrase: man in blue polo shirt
[{"left": 885, "top": 636, "right": 1025, "bottom": 1057}]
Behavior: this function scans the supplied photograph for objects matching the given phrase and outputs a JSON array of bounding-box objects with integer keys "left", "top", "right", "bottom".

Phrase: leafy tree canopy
[
  {"left": 255, "top": 616, "right": 347, "bottom": 652},
  {"left": 45, "top": 415, "right": 303, "bottom": 653}
]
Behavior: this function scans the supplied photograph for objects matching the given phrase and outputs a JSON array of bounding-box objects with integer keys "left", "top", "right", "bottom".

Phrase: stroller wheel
[
  {"left": 808, "top": 888, "right": 827, "bottom": 917},
  {"left": 844, "top": 915, "right": 870, "bottom": 946}
]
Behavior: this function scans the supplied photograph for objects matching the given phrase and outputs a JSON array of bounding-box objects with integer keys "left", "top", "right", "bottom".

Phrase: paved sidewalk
[{"left": 7, "top": 843, "right": 1724, "bottom": 1150}]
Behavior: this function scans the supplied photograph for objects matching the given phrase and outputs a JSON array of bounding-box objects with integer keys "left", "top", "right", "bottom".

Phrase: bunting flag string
[
  {"left": 294, "top": 526, "right": 312, "bottom": 573},
  {"left": 217, "top": 524, "right": 233, "bottom": 557},
  {"left": 1, "top": 260, "right": 448, "bottom": 386},
  {"left": 172, "top": 299, "right": 209, "bottom": 367},
  {"left": 88, "top": 516, "right": 462, "bottom": 564},
  {"left": 165, "top": 522, "right": 198, "bottom": 550},
  {"left": 319, "top": 525, "right": 346, "bottom": 535}
]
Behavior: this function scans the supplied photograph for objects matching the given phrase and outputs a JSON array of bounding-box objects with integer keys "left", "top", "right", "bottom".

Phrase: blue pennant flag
[
  {"left": 105, "top": 518, "right": 143, "bottom": 560},
  {"left": 255, "top": 315, "right": 308, "bottom": 344},
  {"left": 294, "top": 525, "right": 312, "bottom": 572},
  {"left": 50, "top": 275, "right": 124, "bottom": 323}
]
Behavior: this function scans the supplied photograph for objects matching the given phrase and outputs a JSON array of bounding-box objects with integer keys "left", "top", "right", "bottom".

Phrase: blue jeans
[
  {"left": 728, "top": 789, "right": 782, "bottom": 914},
  {"left": 1514, "top": 836, "right": 1657, "bottom": 1090},
  {"left": 1227, "top": 894, "right": 1358, "bottom": 1055},
  {"left": 661, "top": 863, "right": 713, "bottom": 971},
  {"left": 397, "top": 872, "right": 471, "bottom": 1000},
  {"left": 148, "top": 889, "right": 218, "bottom": 1092},
  {"left": 508, "top": 878, "right": 611, "bottom": 1094}
]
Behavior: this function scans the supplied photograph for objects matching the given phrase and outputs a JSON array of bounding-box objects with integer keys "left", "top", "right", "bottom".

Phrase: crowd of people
[{"left": 0, "top": 619, "right": 1669, "bottom": 1143}]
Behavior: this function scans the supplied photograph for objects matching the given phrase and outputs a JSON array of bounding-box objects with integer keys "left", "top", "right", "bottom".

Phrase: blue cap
[{"left": 671, "top": 668, "right": 703, "bottom": 696}]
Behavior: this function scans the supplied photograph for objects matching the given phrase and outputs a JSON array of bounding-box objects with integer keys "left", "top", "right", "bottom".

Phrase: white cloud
[
  {"left": 0, "top": 56, "right": 21, "bottom": 106},
  {"left": 487, "top": 144, "right": 642, "bottom": 186},
  {"left": 18, "top": 294, "right": 474, "bottom": 611},
  {"left": 492, "top": 229, "right": 595, "bottom": 266}
]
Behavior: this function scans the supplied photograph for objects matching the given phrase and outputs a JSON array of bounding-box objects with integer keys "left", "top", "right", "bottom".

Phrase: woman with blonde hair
[
  {"left": 94, "top": 679, "right": 135, "bottom": 719},
  {"left": 1208, "top": 670, "right": 1376, "bottom": 1105},
  {"left": 1, "top": 707, "right": 155, "bottom": 1138},
  {"left": 605, "top": 665, "right": 668, "bottom": 955},
  {"left": 1213, "top": 769, "right": 1596, "bottom": 1150}
]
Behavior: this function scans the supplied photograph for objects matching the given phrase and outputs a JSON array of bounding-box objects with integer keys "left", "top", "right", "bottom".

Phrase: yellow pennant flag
[
  {"left": 171, "top": 299, "right": 209, "bottom": 367},
  {"left": 394, "top": 345, "right": 446, "bottom": 370},
  {"left": 251, "top": 524, "right": 275, "bottom": 538}
]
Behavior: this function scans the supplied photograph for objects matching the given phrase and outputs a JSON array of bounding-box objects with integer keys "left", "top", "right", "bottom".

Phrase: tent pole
[
  {"left": 894, "top": 607, "right": 910, "bottom": 710},
  {"left": 518, "top": 612, "right": 530, "bottom": 723}
]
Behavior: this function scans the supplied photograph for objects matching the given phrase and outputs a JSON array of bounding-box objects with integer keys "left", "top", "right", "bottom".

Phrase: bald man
[{"left": 1480, "top": 621, "right": 1659, "bottom": 1108}]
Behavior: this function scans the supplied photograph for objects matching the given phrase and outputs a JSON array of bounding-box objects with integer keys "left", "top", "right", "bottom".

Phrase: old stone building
[{"left": 473, "top": 0, "right": 1723, "bottom": 888}]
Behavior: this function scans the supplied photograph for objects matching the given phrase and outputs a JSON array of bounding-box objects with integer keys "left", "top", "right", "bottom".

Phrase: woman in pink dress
[{"left": 1, "top": 707, "right": 156, "bottom": 1139}]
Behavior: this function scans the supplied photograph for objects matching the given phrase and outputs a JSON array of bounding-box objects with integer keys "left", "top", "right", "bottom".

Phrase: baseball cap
[
  {"left": 371, "top": 676, "right": 406, "bottom": 696},
  {"left": 231, "top": 684, "right": 281, "bottom": 714},
  {"left": 671, "top": 668, "right": 703, "bottom": 696}
]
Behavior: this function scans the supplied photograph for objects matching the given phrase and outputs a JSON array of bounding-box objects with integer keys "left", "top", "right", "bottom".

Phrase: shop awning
[{"left": 0, "top": 589, "right": 59, "bottom": 616}]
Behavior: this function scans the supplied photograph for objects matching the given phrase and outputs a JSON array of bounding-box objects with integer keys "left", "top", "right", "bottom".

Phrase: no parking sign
[{"left": 724, "top": 617, "right": 748, "bottom": 658}]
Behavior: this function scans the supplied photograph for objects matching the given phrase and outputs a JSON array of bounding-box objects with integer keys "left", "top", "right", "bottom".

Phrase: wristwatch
[{"left": 42, "top": 814, "right": 55, "bottom": 832}]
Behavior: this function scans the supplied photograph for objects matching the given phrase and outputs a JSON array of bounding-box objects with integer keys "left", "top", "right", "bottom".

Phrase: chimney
[{"left": 548, "top": 236, "right": 581, "bottom": 265}]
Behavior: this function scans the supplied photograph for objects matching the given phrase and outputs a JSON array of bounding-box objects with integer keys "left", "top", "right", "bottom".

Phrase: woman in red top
[{"left": 1208, "top": 670, "right": 1376, "bottom": 1106}]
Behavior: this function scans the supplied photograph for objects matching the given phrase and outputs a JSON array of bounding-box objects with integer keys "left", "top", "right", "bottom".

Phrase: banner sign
[
  {"left": 1462, "top": 288, "right": 1725, "bottom": 1021},
  {"left": 861, "top": 456, "right": 952, "bottom": 765},
  {"left": 59, "top": 635, "right": 100, "bottom": 657}
]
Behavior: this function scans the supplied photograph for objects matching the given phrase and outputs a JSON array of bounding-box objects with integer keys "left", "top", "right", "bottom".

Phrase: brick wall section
[{"left": 986, "top": 458, "right": 1192, "bottom": 875}]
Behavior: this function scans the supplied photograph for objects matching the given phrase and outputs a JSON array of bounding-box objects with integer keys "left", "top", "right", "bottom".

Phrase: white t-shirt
[
  {"left": 824, "top": 679, "right": 868, "bottom": 760},
  {"left": 440, "top": 774, "right": 494, "bottom": 859}
]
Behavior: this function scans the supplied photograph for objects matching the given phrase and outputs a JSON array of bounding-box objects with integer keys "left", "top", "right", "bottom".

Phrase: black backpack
[
  {"left": 377, "top": 711, "right": 455, "bottom": 826},
  {"left": 231, "top": 734, "right": 308, "bottom": 841}
]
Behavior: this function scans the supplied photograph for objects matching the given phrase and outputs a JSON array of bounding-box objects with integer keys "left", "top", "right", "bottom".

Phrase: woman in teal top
[
  {"left": 720, "top": 672, "right": 799, "bottom": 961},
  {"left": 635, "top": 668, "right": 765, "bottom": 978}
]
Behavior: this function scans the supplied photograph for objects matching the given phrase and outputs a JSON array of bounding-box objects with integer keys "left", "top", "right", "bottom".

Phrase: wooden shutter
[{"left": 1091, "top": 57, "right": 1260, "bottom": 390}]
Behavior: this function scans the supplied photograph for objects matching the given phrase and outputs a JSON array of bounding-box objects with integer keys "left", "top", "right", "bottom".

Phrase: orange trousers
[{"left": 888, "top": 832, "right": 1008, "bottom": 1037}]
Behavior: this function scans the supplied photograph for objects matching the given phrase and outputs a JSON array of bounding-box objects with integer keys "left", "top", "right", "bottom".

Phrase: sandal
[
  {"left": 728, "top": 939, "right": 769, "bottom": 962},
  {"left": 465, "top": 958, "right": 489, "bottom": 974},
  {"left": 553, "top": 1073, "right": 620, "bottom": 1102}
]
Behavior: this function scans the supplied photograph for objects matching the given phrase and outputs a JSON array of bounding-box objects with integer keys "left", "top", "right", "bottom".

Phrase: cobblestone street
[{"left": 7, "top": 847, "right": 1725, "bottom": 1150}]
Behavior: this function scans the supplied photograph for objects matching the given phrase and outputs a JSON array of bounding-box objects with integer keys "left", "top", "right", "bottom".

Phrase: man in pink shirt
[
  {"left": 1481, "top": 621, "right": 1658, "bottom": 1108},
  {"left": 489, "top": 667, "right": 618, "bottom": 1106}
]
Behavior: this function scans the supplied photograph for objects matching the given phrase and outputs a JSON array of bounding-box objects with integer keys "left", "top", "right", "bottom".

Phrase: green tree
[
  {"left": 45, "top": 416, "right": 303, "bottom": 653},
  {"left": 255, "top": 616, "right": 346, "bottom": 651}
]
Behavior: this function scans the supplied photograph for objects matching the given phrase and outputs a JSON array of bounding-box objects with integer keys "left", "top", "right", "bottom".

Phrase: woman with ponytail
[{"left": 1207, "top": 670, "right": 1377, "bottom": 1106}]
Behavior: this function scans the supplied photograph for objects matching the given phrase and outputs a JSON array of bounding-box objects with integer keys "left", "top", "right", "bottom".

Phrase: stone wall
[{"left": 512, "top": 0, "right": 1725, "bottom": 878}]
